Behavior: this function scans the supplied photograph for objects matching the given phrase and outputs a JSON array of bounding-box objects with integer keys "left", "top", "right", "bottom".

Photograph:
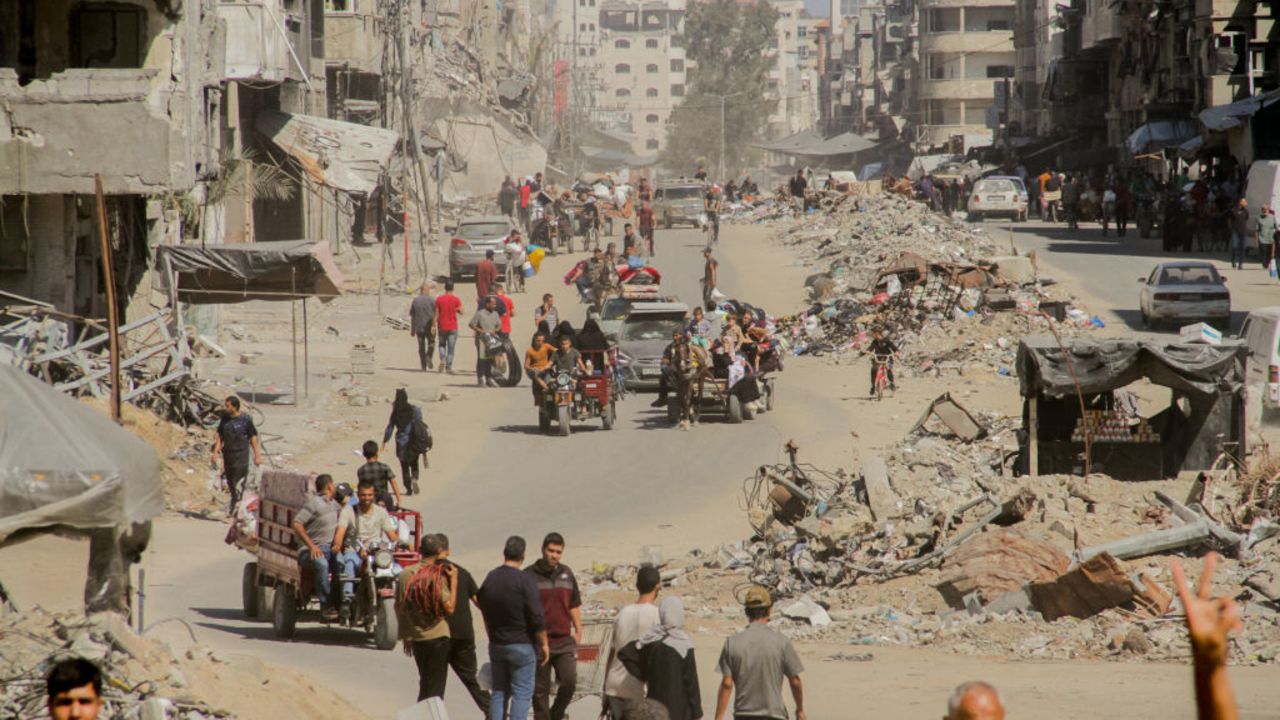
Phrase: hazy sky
[{"left": 803, "top": 0, "right": 832, "bottom": 16}]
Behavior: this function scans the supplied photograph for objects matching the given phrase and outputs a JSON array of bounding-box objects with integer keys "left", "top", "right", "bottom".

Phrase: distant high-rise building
[{"left": 594, "top": 0, "right": 688, "bottom": 158}]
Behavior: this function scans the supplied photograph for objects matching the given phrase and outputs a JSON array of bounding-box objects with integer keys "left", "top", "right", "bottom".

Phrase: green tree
[{"left": 661, "top": 0, "right": 779, "bottom": 178}]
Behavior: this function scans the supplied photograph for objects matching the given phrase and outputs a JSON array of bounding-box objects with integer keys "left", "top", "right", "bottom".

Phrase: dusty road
[
  {"left": 989, "top": 217, "right": 1280, "bottom": 334},
  {"left": 4, "top": 222, "right": 1279, "bottom": 719}
]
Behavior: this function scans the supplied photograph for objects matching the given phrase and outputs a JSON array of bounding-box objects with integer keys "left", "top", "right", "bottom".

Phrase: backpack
[
  {"left": 399, "top": 562, "right": 448, "bottom": 625},
  {"left": 409, "top": 417, "right": 433, "bottom": 455}
]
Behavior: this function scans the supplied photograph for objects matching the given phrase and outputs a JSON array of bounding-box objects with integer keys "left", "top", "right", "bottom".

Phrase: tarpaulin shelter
[
  {"left": 154, "top": 241, "right": 346, "bottom": 404},
  {"left": 1016, "top": 337, "right": 1246, "bottom": 479},
  {"left": 0, "top": 363, "right": 163, "bottom": 546},
  {"left": 1125, "top": 120, "right": 1199, "bottom": 155}
]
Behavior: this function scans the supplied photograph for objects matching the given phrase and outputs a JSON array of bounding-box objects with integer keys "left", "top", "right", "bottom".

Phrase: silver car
[
  {"left": 968, "top": 176, "right": 1028, "bottom": 221},
  {"left": 1138, "top": 261, "right": 1231, "bottom": 329},
  {"left": 617, "top": 302, "right": 689, "bottom": 391},
  {"left": 654, "top": 183, "right": 706, "bottom": 229},
  {"left": 449, "top": 215, "right": 517, "bottom": 280}
]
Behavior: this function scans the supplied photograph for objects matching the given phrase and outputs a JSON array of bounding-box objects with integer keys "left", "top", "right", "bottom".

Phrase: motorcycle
[
  {"left": 537, "top": 369, "right": 580, "bottom": 436},
  {"left": 342, "top": 540, "right": 402, "bottom": 650}
]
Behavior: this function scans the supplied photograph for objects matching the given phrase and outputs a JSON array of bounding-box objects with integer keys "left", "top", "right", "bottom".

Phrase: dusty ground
[{"left": 4, "top": 219, "right": 1279, "bottom": 719}]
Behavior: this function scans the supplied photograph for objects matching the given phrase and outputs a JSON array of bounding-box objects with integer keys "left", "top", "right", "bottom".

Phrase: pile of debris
[
  {"left": 751, "top": 191, "right": 1098, "bottom": 363},
  {"left": 688, "top": 428, "right": 1280, "bottom": 664},
  {"left": 0, "top": 608, "right": 371, "bottom": 720}
]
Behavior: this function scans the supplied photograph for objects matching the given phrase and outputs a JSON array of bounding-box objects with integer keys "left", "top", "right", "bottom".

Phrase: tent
[
  {"left": 1016, "top": 337, "right": 1246, "bottom": 479},
  {"left": 0, "top": 364, "right": 163, "bottom": 546}
]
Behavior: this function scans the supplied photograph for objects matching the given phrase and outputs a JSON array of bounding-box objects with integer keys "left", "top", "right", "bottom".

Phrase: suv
[
  {"left": 653, "top": 182, "right": 707, "bottom": 229},
  {"left": 967, "top": 176, "right": 1028, "bottom": 222},
  {"left": 449, "top": 215, "right": 517, "bottom": 280},
  {"left": 617, "top": 302, "right": 689, "bottom": 391}
]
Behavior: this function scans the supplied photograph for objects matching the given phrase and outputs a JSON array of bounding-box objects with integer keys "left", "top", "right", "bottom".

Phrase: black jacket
[{"left": 618, "top": 640, "right": 702, "bottom": 720}]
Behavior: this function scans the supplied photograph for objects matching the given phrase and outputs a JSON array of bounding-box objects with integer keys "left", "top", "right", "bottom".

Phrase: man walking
[
  {"left": 603, "top": 565, "right": 662, "bottom": 718},
  {"left": 397, "top": 534, "right": 459, "bottom": 701},
  {"left": 410, "top": 283, "right": 437, "bottom": 371},
  {"left": 638, "top": 201, "right": 656, "bottom": 256},
  {"left": 1257, "top": 205, "right": 1277, "bottom": 270},
  {"left": 712, "top": 586, "right": 805, "bottom": 720},
  {"left": 357, "top": 440, "right": 402, "bottom": 510},
  {"left": 437, "top": 533, "right": 492, "bottom": 713},
  {"left": 1230, "top": 198, "right": 1250, "bottom": 269},
  {"left": 212, "top": 395, "right": 263, "bottom": 513},
  {"left": 470, "top": 295, "right": 504, "bottom": 388},
  {"left": 435, "top": 280, "right": 463, "bottom": 374},
  {"left": 479, "top": 536, "right": 549, "bottom": 720},
  {"left": 534, "top": 293, "right": 559, "bottom": 331},
  {"left": 291, "top": 474, "right": 341, "bottom": 619},
  {"left": 527, "top": 532, "right": 583, "bottom": 720},
  {"left": 494, "top": 283, "right": 516, "bottom": 339},
  {"left": 476, "top": 249, "right": 499, "bottom": 302},
  {"left": 702, "top": 247, "right": 719, "bottom": 311},
  {"left": 499, "top": 177, "right": 518, "bottom": 221}
]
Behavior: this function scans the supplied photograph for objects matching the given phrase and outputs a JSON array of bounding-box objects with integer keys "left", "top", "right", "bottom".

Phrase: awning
[
  {"left": 1017, "top": 336, "right": 1245, "bottom": 399},
  {"left": 1125, "top": 119, "right": 1198, "bottom": 154},
  {"left": 801, "top": 131, "right": 877, "bottom": 157},
  {"left": 1199, "top": 88, "right": 1280, "bottom": 131},
  {"left": 0, "top": 364, "right": 164, "bottom": 545},
  {"left": 256, "top": 110, "right": 398, "bottom": 195},
  {"left": 154, "top": 240, "right": 345, "bottom": 304}
]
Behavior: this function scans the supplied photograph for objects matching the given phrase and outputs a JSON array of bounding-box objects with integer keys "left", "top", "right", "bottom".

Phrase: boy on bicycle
[{"left": 867, "top": 327, "right": 898, "bottom": 395}]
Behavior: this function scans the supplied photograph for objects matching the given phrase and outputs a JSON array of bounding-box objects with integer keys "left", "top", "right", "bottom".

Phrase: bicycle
[
  {"left": 871, "top": 354, "right": 893, "bottom": 401},
  {"left": 503, "top": 249, "right": 525, "bottom": 293}
]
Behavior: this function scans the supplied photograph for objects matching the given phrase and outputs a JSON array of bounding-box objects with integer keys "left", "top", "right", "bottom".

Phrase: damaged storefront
[{"left": 1017, "top": 337, "right": 1247, "bottom": 479}]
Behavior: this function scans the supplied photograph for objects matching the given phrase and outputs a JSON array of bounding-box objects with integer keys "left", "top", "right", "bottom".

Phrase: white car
[
  {"left": 1138, "top": 261, "right": 1231, "bottom": 329},
  {"left": 967, "top": 176, "right": 1028, "bottom": 221}
]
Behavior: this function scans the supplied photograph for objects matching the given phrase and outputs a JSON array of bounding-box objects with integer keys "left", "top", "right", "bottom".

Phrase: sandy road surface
[{"left": 4, "top": 222, "right": 1279, "bottom": 719}]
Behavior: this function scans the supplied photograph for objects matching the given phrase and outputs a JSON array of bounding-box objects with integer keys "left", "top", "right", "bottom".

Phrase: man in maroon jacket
[{"left": 526, "top": 532, "right": 582, "bottom": 720}]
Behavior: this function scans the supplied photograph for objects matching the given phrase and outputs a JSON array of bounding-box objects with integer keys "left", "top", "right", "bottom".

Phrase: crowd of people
[{"left": 42, "top": 548, "right": 1246, "bottom": 720}]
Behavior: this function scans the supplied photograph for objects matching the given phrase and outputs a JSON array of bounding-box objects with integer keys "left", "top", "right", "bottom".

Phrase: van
[
  {"left": 1245, "top": 160, "right": 1280, "bottom": 230},
  {"left": 653, "top": 182, "right": 706, "bottom": 229},
  {"left": 1239, "top": 306, "right": 1280, "bottom": 431}
]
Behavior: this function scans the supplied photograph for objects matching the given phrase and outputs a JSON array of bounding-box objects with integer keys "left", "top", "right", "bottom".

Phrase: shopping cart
[{"left": 569, "top": 616, "right": 615, "bottom": 703}]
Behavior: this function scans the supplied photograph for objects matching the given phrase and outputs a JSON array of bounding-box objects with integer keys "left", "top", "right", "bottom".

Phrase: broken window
[
  {"left": 616, "top": 63, "right": 631, "bottom": 74},
  {"left": 0, "top": 197, "right": 31, "bottom": 271},
  {"left": 646, "top": 113, "right": 659, "bottom": 123},
  {"left": 71, "top": 3, "right": 147, "bottom": 69},
  {"left": 325, "top": 0, "right": 355, "bottom": 11},
  {"left": 671, "top": 83, "right": 684, "bottom": 96},
  {"left": 646, "top": 63, "right": 658, "bottom": 73},
  {"left": 670, "top": 59, "right": 683, "bottom": 72},
  {"left": 646, "top": 87, "right": 659, "bottom": 97},
  {"left": 646, "top": 138, "right": 660, "bottom": 149},
  {"left": 616, "top": 39, "right": 631, "bottom": 49},
  {"left": 616, "top": 88, "right": 631, "bottom": 97},
  {"left": 647, "top": 39, "right": 659, "bottom": 49},
  {"left": 986, "top": 65, "right": 1014, "bottom": 78}
]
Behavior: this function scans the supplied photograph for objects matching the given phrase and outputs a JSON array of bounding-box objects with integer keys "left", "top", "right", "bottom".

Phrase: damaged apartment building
[
  {"left": 0, "top": 0, "right": 397, "bottom": 325},
  {"left": 1009, "top": 0, "right": 1280, "bottom": 170}
]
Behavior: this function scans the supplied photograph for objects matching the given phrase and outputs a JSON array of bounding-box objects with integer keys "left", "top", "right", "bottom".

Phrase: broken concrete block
[
  {"left": 780, "top": 596, "right": 832, "bottom": 627},
  {"left": 860, "top": 455, "right": 899, "bottom": 522},
  {"left": 936, "top": 529, "right": 1070, "bottom": 610},
  {"left": 990, "top": 255, "right": 1036, "bottom": 285},
  {"left": 912, "top": 392, "right": 987, "bottom": 441},
  {"left": 1027, "top": 552, "right": 1172, "bottom": 622}
]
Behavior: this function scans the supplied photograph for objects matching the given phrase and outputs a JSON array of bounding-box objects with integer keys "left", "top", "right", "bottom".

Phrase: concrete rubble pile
[
  {"left": 0, "top": 608, "right": 228, "bottom": 719},
  {"left": 649, "top": 428, "right": 1280, "bottom": 664},
  {"left": 754, "top": 191, "right": 1101, "bottom": 364},
  {"left": 0, "top": 607, "right": 372, "bottom": 719}
]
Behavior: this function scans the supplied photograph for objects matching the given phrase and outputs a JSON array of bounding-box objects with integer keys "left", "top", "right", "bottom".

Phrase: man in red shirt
[
  {"left": 494, "top": 283, "right": 515, "bottom": 337},
  {"left": 434, "top": 280, "right": 463, "bottom": 374},
  {"left": 475, "top": 249, "right": 498, "bottom": 303},
  {"left": 637, "top": 201, "right": 656, "bottom": 256}
]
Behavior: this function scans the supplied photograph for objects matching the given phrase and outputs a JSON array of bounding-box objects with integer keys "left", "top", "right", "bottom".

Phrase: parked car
[
  {"left": 967, "top": 176, "right": 1028, "bottom": 222},
  {"left": 1239, "top": 306, "right": 1280, "bottom": 412},
  {"left": 1137, "top": 261, "right": 1231, "bottom": 329},
  {"left": 653, "top": 182, "right": 706, "bottom": 229},
  {"left": 448, "top": 215, "right": 517, "bottom": 280},
  {"left": 617, "top": 302, "right": 689, "bottom": 391}
]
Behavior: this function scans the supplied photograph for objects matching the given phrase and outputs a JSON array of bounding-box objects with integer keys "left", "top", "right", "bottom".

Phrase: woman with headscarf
[
  {"left": 578, "top": 318, "right": 610, "bottom": 353},
  {"left": 618, "top": 596, "right": 702, "bottom": 720},
  {"left": 382, "top": 388, "right": 424, "bottom": 495},
  {"left": 553, "top": 320, "right": 578, "bottom": 349}
]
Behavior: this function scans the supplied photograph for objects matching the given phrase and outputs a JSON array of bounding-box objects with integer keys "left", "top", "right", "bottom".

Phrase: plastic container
[{"left": 522, "top": 261, "right": 535, "bottom": 278}]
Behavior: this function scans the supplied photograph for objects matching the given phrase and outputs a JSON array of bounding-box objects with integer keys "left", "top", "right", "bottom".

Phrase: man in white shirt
[
  {"left": 332, "top": 480, "right": 400, "bottom": 610},
  {"left": 602, "top": 565, "right": 662, "bottom": 718}
]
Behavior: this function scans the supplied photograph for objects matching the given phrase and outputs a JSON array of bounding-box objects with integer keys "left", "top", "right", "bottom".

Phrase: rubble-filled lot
[
  {"left": 575, "top": 187, "right": 1280, "bottom": 666},
  {"left": 0, "top": 608, "right": 371, "bottom": 720}
]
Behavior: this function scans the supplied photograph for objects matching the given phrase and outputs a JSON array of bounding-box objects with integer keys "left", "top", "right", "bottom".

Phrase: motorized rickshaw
[{"left": 536, "top": 347, "right": 621, "bottom": 435}]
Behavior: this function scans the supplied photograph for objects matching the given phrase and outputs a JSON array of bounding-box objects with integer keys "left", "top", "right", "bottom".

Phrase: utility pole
[
  {"left": 93, "top": 174, "right": 121, "bottom": 424},
  {"left": 709, "top": 92, "right": 745, "bottom": 182}
]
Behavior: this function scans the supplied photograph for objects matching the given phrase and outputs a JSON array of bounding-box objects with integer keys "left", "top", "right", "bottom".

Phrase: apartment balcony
[
  {"left": 0, "top": 69, "right": 187, "bottom": 195},
  {"left": 326, "top": 10, "right": 383, "bottom": 73},
  {"left": 920, "top": 31, "right": 1014, "bottom": 53},
  {"left": 918, "top": 77, "right": 1001, "bottom": 100}
]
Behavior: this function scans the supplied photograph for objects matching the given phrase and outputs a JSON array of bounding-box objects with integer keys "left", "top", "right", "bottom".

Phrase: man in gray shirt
[
  {"left": 410, "top": 283, "right": 437, "bottom": 371},
  {"left": 1257, "top": 205, "right": 1277, "bottom": 271},
  {"left": 469, "top": 295, "right": 504, "bottom": 388},
  {"left": 713, "top": 586, "right": 805, "bottom": 720},
  {"left": 291, "top": 474, "right": 342, "bottom": 618}
]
